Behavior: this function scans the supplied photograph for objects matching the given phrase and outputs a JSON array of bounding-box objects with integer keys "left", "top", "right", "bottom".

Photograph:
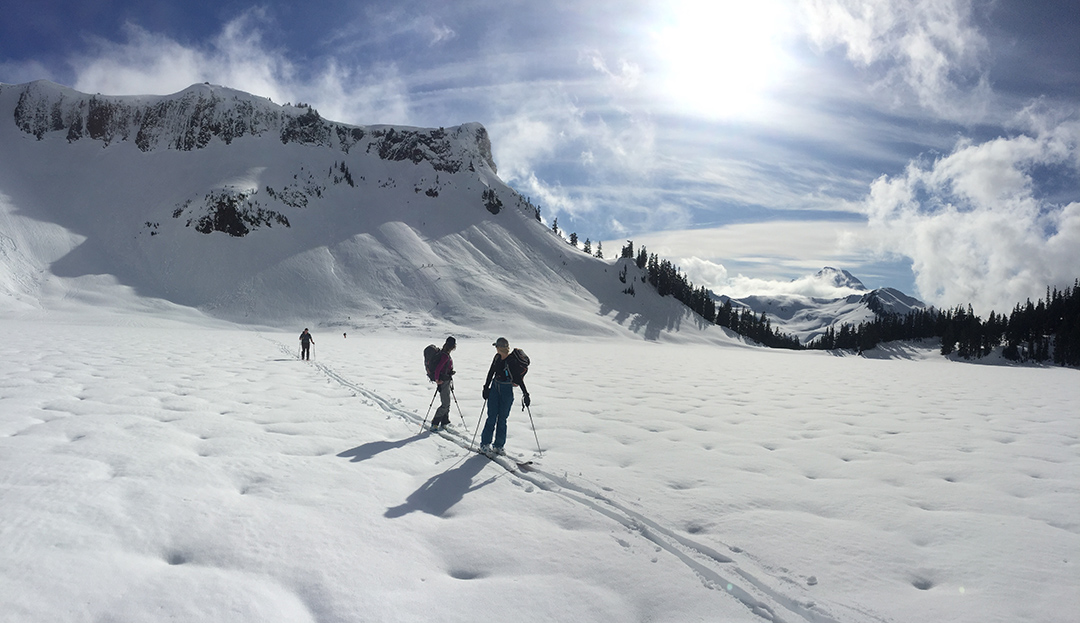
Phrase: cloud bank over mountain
[{"left": 863, "top": 119, "right": 1080, "bottom": 314}]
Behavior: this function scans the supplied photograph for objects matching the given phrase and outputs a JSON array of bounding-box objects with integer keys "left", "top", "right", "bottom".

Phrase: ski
[
  {"left": 473, "top": 446, "right": 535, "bottom": 472},
  {"left": 424, "top": 425, "right": 538, "bottom": 472}
]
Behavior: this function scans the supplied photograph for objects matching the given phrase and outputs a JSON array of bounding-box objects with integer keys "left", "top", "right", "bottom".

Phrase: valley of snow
[
  {"left": 2, "top": 296, "right": 1077, "bottom": 623},
  {"left": 1, "top": 81, "right": 1078, "bottom": 622}
]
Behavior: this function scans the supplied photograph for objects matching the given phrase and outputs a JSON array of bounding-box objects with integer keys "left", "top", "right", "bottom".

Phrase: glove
[
  {"left": 482, "top": 387, "right": 490, "bottom": 400},
  {"left": 523, "top": 393, "right": 531, "bottom": 407}
]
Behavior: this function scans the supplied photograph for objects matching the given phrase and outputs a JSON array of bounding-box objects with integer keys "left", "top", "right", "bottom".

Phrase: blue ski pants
[{"left": 481, "top": 381, "right": 514, "bottom": 449}]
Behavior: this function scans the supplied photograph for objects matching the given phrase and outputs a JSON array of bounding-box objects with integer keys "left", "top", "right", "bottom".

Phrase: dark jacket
[{"left": 484, "top": 351, "right": 528, "bottom": 395}]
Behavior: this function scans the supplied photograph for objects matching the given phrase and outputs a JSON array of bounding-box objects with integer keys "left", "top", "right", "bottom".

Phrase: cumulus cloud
[
  {"left": 800, "top": 0, "right": 991, "bottom": 121},
  {"left": 720, "top": 272, "right": 868, "bottom": 300},
  {"left": 677, "top": 256, "right": 872, "bottom": 301},
  {"left": 862, "top": 119, "right": 1080, "bottom": 314},
  {"left": 67, "top": 10, "right": 412, "bottom": 125},
  {"left": 678, "top": 257, "right": 729, "bottom": 289}
]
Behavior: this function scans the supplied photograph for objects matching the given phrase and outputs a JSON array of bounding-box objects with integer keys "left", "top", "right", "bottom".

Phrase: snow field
[{"left": 1, "top": 313, "right": 1078, "bottom": 623}]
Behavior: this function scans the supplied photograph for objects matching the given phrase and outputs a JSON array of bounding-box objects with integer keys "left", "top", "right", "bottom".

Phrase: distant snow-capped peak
[
  {"left": 813, "top": 266, "right": 866, "bottom": 291},
  {"left": 721, "top": 268, "right": 925, "bottom": 344}
]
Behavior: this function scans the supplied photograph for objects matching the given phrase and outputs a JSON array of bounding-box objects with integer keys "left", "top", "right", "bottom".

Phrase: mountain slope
[
  {"left": 721, "top": 268, "right": 927, "bottom": 344},
  {"left": 0, "top": 80, "right": 715, "bottom": 340}
]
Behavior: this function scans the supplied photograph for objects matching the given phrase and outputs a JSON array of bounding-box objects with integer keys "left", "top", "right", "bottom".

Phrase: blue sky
[{"left": 2, "top": 0, "right": 1078, "bottom": 312}]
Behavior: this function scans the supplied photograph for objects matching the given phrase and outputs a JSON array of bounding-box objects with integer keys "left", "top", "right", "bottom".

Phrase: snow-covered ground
[
  {"left": 2, "top": 81, "right": 1077, "bottom": 622},
  {"left": 3, "top": 302, "right": 1077, "bottom": 623}
]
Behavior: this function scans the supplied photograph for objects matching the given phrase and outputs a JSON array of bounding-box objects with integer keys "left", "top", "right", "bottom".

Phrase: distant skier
[
  {"left": 299, "top": 328, "right": 315, "bottom": 360},
  {"left": 480, "top": 337, "right": 530, "bottom": 456},
  {"left": 429, "top": 336, "right": 456, "bottom": 431}
]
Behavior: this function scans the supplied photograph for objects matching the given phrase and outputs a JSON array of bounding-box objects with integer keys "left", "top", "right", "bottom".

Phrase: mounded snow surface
[{"left": 2, "top": 302, "right": 1077, "bottom": 623}]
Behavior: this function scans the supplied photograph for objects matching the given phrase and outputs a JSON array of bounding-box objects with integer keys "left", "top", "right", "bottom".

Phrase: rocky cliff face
[
  {"left": 7, "top": 81, "right": 497, "bottom": 174},
  {"left": 4, "top": 80, "right": 681, "bottom": 335}
]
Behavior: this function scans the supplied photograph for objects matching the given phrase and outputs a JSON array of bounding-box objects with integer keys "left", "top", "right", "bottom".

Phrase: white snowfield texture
[{"left": 1, "top": 309, "right": 1077, "bottom": 623}]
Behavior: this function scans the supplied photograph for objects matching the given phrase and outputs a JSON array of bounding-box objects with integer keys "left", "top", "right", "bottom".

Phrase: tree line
[
  {"left": 618, "top": 241, "right": 802, "bottom": 350},
  {"left": 615, "top": 241, "right": 1078, "bottom": 366},
  {"left": 807, "top": 282, "right": 1080, "bottom": 366}
]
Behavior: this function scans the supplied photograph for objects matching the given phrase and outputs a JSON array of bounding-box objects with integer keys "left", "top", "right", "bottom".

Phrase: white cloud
[
  {"left": 485, "top": 57, "right": 661, "bottom": 225},
  {"left": 66, "top": 11, "right": 412, "bottom": 126},
  {"left": 0, "top": 59, "right": 56, "bottom": 86},
  {"left": 862, "top": 120, "right": 1080, "bottom": 314},
  {"left": 671, "top": 255, "right": 874, "bottom": 301},
  {"left": 678, "top": 257, "right": 729, "bottom": 289},
  {"left": 510, "top": 172, "right": 591, "bottom": 223},
  {"left": 582, "top": 49, "right": 641, "bottom": 91},
  {"left": 613, "top": 221, "right": 870, "bottom": 268},
  {"left": 720, "top": 272, "right": 867, "bottom": 300},
  {"left": 306, "top": 60, "right": 411, "bottom": 127},
  {"left": 605, "top": 220, "right": 892, "bottom": 297},
  {"left": 799, "top": 0, "right": 991, "bottom": 121},
  {"left": 417, "top": 17, "right": 456, "bottom": 46}
]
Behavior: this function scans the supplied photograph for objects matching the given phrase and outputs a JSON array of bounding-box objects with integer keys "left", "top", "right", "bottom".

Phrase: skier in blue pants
[{"left": 480, "top": 337, "right": 530, "bottom": 456}]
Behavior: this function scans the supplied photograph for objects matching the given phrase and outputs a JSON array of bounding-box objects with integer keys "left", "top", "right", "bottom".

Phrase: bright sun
[{"left": 654, "top": 0, "right": 790, "bottom": 119}]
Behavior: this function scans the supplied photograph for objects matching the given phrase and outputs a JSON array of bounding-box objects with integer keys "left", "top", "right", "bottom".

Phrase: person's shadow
[
  {"left": 337, "top": 435, "right": 424, "bottom": 463},
  {"left": 385, "top": 454, "right": 493, "bottom": 518}
]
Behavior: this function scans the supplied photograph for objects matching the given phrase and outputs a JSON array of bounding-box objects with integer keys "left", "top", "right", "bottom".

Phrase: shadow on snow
[{"left": 384, "top": 454, "right": 495, "bottom": 518}]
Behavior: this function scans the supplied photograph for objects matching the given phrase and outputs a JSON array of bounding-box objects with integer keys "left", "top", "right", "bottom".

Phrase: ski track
[{"left": 268, "top": 338, "right": 890, "bottom": 623}]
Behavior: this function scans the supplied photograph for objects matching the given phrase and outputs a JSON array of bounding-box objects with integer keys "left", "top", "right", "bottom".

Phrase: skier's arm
[
  {"left": 510, "top": 357, "right": 529, "bottom": 403},
  {"left": 515, "top": 368, "right": 528, "bottom": 398},
  {"left": 483, "top": 356, "right": 499, "bottom": 388},
  {"left": 482, "top": 356, "right": 498, "bottom": 398}
]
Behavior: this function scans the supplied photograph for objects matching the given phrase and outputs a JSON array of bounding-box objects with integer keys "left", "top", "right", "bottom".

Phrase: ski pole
[
  {"left": 470, "top": 397, "right": 488, "bottom": 450},
  {"left": 449, "top": 383, "right": 469, "bottom": 429},
  {"left": 524, "top": 404, "right": 543, "bottom": 456},
  {"left": 419, "top": 386, "right": 439, "bottom": 433}
]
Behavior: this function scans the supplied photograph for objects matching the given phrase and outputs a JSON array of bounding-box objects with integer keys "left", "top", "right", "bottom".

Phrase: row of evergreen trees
[
  {"left": 549, "top": 224, "right": 1079, "bottom": 366},
  {"left": 618, "top": 241, "right": 801, "bottom": 349},
  {"left": 807, "top": 282, "right": 1080, "bottom": 366},
  {"left": 616, "top": 240, "right": 1078, "bottom": 366}
]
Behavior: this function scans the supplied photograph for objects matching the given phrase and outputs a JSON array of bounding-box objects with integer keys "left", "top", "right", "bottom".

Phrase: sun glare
[{"left": 655, "top": 0, "right": 790, "bottom": 119}]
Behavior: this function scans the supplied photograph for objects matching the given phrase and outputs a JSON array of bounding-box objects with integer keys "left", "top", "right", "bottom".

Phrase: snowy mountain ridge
[
  {"left": 722, "top": 267, "right": 927, "bottom": 344},
  {"left": 9, "top": 80, "right": 497, "bottom": 173},
  {"left": 0, "top": 80, "right": 717, "bottom": 341},
  {"left": 0, "top": 80, "right": 928, "bottom": 345}
]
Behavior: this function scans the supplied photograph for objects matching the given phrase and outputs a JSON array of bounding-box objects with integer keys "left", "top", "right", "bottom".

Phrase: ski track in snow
[{"left": 267, "top": 337, "right": 888, "bottom": 623}]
